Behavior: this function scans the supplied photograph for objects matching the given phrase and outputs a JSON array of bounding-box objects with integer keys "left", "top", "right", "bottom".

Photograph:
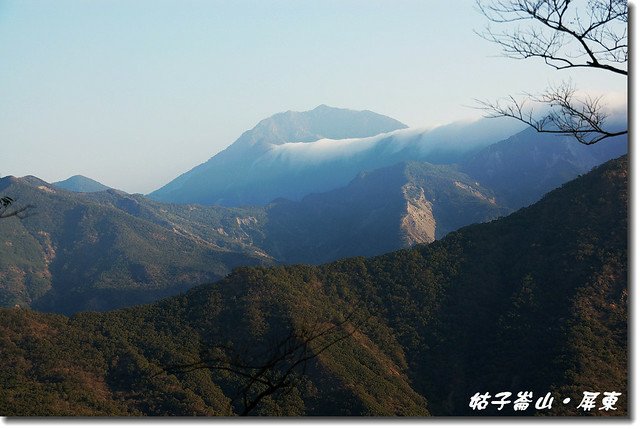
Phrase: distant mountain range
[
  {"left": 52, "top": 175, "right": 112, "bottom": 193},
  {"left": 0, "top": 161, "right": 503, "bottom": 312},
  {"left": 149, "top": 105, "right": 411, "bottom": 205},
  {"left": 460, "top": 126, "right": 628, "bottom": 208},
  {"left": 148, "top": 105, "right": 624, "bottom": 207},
  {"left": 0, "top": 177, "right": 269, "bottom": 313},
  {"left": 148, "top": 105, "right": 528, "bottom": 206},
  {"left": 0, "top": 106, "right": 627, "bottom": 314},
  {"left": 261, "top": 161, "right": 505, "bottom": 264},
  {"left": 0, "top": 155, "right": 627, "bottom": 416}
]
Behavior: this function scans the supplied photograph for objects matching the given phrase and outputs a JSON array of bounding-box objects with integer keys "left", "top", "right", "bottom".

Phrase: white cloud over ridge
[{"left": 259, "top": 116, "right": 527, "bottom": 168}]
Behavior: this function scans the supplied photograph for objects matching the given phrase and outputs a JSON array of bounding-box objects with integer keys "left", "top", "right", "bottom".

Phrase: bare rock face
[{"left": 401, "top": 184, "right": 436, "bottom": 246}]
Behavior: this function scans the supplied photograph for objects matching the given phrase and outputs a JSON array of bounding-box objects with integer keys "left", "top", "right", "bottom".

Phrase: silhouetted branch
[
  {"left": 475, "top": 81, "right": 627, "bottom": 145},
  {"left": 475, "top": 0, "right": 627, "bottom": 145},
  {"left": 476, "top": 0, "right": 627, "bottom": 74},
  {"left": 159, "top": 309, "right": 369, "bottom": 416},
  {"left": 0, "top": 197, "right": 35, "bottom": 219}
]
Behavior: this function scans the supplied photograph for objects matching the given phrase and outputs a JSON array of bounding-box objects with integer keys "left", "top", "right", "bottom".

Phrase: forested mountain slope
[
  {"left": 0, "top": 156, "right": 627, "bottom": 416},
  {"left": 0, "top": 176, "right": 269, "bottom": 313}
]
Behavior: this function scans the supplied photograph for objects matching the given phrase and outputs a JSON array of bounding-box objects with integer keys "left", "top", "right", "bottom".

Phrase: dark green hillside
[
  {"left": 0, "top": 267, "right": 429, "bottom": 416},
  {"left": 0, "top": 177, "right": 269, "bottom": 314},
  {"left": 0, "top": 156, "right": 626, "bottom": 416},
  {"left": 354, "top": 155, "right": 627, "bottom": 415},
  {"left": 0, "top": 160, "right": 507, "bottom": 314},
  {"left": 81, "top": 188, "right": 269, "bottom": 257}
]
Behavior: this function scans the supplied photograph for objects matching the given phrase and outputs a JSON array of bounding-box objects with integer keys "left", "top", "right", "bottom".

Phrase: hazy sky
[{"left": 0, "top": 0, "right": 627, "bottom": 193}]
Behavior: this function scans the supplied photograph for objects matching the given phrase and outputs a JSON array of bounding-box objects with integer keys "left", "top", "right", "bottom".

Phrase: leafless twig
[{"left": 475, "top": 0, "right": 627, "bottom": 145}]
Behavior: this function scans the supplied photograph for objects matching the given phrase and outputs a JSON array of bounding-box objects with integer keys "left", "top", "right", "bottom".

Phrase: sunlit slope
[{"left": 0, "top": 156, "right": 626, "bottom": 416}]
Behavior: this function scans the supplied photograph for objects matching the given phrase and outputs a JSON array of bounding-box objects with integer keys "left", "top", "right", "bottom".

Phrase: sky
[{"left": 0, "top": 0, "right": 628, "bottom": 194}]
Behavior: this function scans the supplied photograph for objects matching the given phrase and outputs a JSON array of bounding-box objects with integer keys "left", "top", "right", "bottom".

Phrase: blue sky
[{"left": 0, "top": 0, "right": 627, "bottom": 193}]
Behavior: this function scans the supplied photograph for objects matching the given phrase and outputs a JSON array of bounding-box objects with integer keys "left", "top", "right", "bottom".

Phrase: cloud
[{"left": 260, "top": 116, "right": 526, "bottom": 168}]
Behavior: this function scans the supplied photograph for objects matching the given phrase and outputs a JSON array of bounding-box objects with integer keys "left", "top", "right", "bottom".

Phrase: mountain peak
[
  {"left": 17, "top": 175, "right": 51, "bottom": 187},
  {"left": 53, "top": 175, "right": 111, "bottom": 193},
  {"left": 255, "top": 105, "right": 408, "bottom": 143},
  {"left": 310, "top": 104, "right": 351, "bottom": 113},
  {"left": 149, "top": 106, "right": 409, "bottom": 204}
]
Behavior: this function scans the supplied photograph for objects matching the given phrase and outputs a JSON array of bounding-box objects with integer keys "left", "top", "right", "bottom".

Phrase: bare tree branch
[
  {"left": 475, "top": 81, "right": 627, "bottom": 145},
  {"left": 157, "top": 309, "right": 369, "bottom": 416},
  {"left": 476, "top": 0, "right": 627, "bottom": 73},
  {"left": 475, "top": 0, "right": 627, "bottom": 144},
  {"left": 0, "top": 196, "right": 35, "bottom": 220}
]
